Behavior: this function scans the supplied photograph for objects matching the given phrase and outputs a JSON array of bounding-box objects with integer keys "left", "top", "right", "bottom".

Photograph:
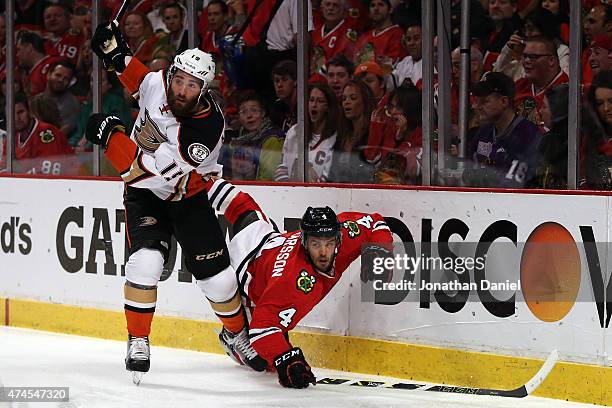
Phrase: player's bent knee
[
  {"left": 196, "top": 265, "right": 239, "bottom": 303},
  {"left": 125, "top": 247, "right": 165, "bottom": 287}
]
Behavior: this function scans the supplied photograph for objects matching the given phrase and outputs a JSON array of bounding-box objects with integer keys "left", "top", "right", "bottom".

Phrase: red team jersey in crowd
[
  {"left": 1, "top": 119, "right": 77, "bottom": 175},
  {"left": 44, "top": 28, "right": 85, "bottom": 66},
  {"left": 23, "top": 55, "right": 63, "bottom": 97},
  {"left": 514, "top": 71, "right": 569, "bottom": 123},
  {"left": 312, "top": 19, "right": 357, "bottom": 63},
  {"left": 354, "top": 25, "right": 406, "bottom": 66},
  {"left": 243, "top": 212, "right": 392, "bottom": 365}
]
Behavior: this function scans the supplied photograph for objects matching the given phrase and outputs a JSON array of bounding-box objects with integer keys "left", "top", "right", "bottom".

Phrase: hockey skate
[
  {"left": 125, "top": 335, "right": 150, "bottom": 385},
  {"left": 219, "top": 327, "right": 267, "bottom": 372}
]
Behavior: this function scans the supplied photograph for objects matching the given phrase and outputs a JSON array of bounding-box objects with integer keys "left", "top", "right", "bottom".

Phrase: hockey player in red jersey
[
  {"left": 86, "top": 20, "right": 266, "bottom": 382},
  {"left": 206, "top": 178, "right": 393, "bottom": 388}
]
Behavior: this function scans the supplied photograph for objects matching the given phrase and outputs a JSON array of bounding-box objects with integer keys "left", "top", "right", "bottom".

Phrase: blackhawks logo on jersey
[
  {"left": 296, "top": 270, "right": 316, "bottom": 294},
  {"left": 134, "top": 109, "right": 167, "bottom": 153},
  {"left": 343, "top": 220, "right": 361, "bottom": 238},
  {"left": 39, "top": 129, "right": 55, "bottom": 144}
]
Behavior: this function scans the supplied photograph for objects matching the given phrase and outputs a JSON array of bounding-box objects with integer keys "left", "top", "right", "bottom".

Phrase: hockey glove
[
  {"left": 361, "top": 244, "right": 393, "bottom": 283},
  {"left": 91, "top": 21, "right": 132, "bottom": 72},
  {"left": 273, "top": 347, "right": 316, "bottom": 389},
  {"left": 85, "top": 114, "right": 125, "bottom": 149}
]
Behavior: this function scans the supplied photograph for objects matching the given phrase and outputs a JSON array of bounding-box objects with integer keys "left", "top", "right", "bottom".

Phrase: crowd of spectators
[{"left": 0, "top": 0, "right": 611, "bottom": 190}]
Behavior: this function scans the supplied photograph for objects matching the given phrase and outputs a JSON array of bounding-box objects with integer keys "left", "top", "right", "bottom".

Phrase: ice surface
[{"left": 0, "top": 327, "right": 601, "bottom": 408}]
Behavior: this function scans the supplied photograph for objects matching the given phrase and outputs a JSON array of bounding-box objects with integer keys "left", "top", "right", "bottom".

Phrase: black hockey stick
[{"left": 316, "top": 349, "right": 558, "bottom": 398}]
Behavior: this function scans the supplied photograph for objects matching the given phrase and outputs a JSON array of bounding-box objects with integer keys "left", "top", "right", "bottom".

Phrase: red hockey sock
[
  {"left": 125, "top": 309, "right": 154, "bottom": 337},
  {"left": 217, "top": 311, "right": 246, "bottom": 334}
]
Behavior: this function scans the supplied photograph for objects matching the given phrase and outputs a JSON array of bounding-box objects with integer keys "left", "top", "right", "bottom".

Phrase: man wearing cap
[
  {"left": 465, "top": 72, "right": 542, "bottom": 188},
  {"left": 355, "top": 60, "right": 386, "bottom": 102},
  {"left": 589, "top": 34, "right": 612, "bottom": 78}
]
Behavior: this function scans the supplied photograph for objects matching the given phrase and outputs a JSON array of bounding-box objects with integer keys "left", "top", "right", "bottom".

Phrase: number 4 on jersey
[{"left": 278, "top": 308, "right": 296, "bottom": 328}]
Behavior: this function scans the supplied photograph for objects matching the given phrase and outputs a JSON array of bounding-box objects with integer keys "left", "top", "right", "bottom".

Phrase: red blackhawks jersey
[
  {"left": 23, "top": 55, "right": 63, "bottom": 97},
  {"left": 354, "top": 25, "right": 406, "bottom": 66},
  {"left": 44, "top": 28, "right": 85, "bottom": 66},
  {"left": 0, "top": 118, "right": 79, "bottom": 175},
  {"left": 105, "top": 57, "right": 225, "bottom": 201},
  {"left": 245, "top": 212, "right": 392, "bottom": 364},
  {"left": 312, "top": 19, "right": 357, "bottom": 63}
]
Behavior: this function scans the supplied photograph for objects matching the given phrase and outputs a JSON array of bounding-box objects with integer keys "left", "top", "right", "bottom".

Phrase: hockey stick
[
  {"left": 316, "top": 349, "right": 558, "bottom": 398},
  {"left": 112, "top": 0, "right": 129, "bottom": 27}
]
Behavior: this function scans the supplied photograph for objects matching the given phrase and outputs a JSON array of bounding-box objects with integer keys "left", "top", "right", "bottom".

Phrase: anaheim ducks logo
[{"left": 134, "top": 109, "right": 167, "bottom": 153}]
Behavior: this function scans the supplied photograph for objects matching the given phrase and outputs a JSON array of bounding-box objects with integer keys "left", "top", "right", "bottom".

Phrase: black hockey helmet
[{"left": 300, "top": 206, "right": 341, "bottom": 247}]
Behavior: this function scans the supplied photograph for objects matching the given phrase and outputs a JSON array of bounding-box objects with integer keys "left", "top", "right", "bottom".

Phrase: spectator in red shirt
[
  {"left": 514, "top": 36, "right": 568, "bottom": 124},
  {"left": 200, "top": 0, "right": 232, "bottom": 58},
  {"left": 43, "top": 4, "right": 85, "bottom": 66},
  {"left": 1, "top": 93, "right": 76, "bottom": 175},
  {"left": 312, "top": 0, "right": 357, "bottom": 73},
  {"left": 374, "top": 82, "right": 423, "bottom": 185},
  {"left": 354, "top": 0, "right": 405, "bottom": 69},
  {"left": 16, "top": 31, "right": 62, "bottom": 97}
]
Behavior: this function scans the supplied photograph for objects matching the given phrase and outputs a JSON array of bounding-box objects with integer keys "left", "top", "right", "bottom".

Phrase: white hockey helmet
[{"left": 167, "top": 48, "right": 216, "bottom": 102}]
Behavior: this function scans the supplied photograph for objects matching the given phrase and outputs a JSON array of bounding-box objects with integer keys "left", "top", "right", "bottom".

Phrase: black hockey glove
[
  {"left": 91, "top": 21, "right": 132, "bottom": 72},
  {"left": 85, "top": 114, "right": 125, "bottom": 149},
  {"left": 273, "top": 347, "right": 316, "bottom": 389},
  {"left": 361, "top": 244, "right": 393, "bottom": 283}
]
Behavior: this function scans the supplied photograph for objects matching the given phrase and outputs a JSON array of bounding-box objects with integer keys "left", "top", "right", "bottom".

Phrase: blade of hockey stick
[{"left": 316, "top": 349, "right": 558, "bottom": 398}]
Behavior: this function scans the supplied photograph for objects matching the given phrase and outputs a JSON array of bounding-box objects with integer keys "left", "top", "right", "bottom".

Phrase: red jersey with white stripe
[
  {"left": 1, "top": 118, "right": 78, "bottom": 175},
  {"left": 245, "top": 212, "right": 392, "bottom": 365},
  {"left": 514, "top": 71, "right": 569, "bottom": 124},
  {"left": 44, "top": 28, "right": 85, "bottom": 66},
  {"left": 312, "top": 19, "right": 356, "bottom": 62}
]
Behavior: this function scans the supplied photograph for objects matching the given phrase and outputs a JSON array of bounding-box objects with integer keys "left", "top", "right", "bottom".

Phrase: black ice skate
[
  {"left": 219, "top": 327, "right": 267, "bottom": 372},
  {"left": 125, "top": 335, "right": 150, "bottom": 385}
]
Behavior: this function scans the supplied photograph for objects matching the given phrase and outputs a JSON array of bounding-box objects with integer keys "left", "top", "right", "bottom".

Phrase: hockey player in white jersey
[{"left": 86, "top": 21, "right": 267, "bottom": 382}]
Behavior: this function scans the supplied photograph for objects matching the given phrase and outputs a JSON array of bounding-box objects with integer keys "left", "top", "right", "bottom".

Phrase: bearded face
[{"left": 168, "top": 70, "right": 203, "bottom": 117}]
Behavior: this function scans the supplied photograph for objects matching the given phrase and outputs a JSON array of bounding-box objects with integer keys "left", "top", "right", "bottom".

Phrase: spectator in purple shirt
[{"left": 465, "top": 72, "right": 542, "bottom": 188}]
